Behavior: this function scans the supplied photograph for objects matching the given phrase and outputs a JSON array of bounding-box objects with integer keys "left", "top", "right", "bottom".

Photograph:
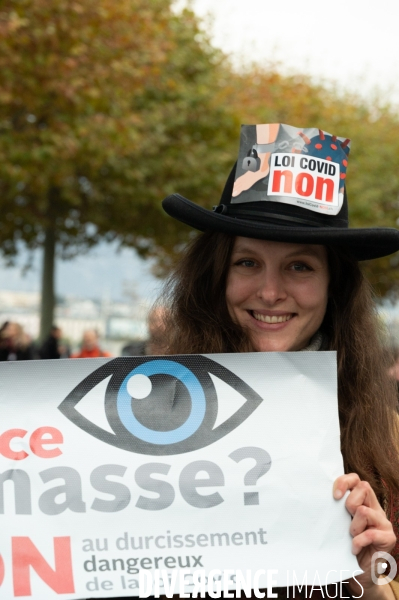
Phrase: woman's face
[{"left": 226, "top": 237, "right": 330, "bottom": 352}]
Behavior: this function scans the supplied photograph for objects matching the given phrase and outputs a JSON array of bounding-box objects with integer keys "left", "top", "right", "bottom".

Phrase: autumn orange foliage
[{"left": 0, "top": 0, "right": 399, "bottom": 330}]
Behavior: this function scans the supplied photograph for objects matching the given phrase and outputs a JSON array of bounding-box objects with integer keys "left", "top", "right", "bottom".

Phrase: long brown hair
[{"left": 161, "top": 231, "right": 399, "bottom": 497}]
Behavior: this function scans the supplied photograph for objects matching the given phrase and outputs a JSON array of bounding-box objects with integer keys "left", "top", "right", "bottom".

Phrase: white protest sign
[{"left": 0, "top": 352, "right": 360, "bottom": 598}]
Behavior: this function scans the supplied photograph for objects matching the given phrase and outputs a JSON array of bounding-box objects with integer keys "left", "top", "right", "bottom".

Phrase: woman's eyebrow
[
  {"left": 284, "top": 248, "right": 324, "bottom": 259},
  {"left": 231, "top": 246, "right": 259, "bottom": 255}
]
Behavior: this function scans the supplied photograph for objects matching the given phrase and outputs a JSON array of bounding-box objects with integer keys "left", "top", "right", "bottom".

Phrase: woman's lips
[{"left": 251, "top": 311, "right": 293, "bottom": 324}]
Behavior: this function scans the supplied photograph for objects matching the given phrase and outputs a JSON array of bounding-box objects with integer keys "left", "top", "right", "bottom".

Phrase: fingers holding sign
[{"left": 334, "top": 474, "right": 396, "bottom": 599}]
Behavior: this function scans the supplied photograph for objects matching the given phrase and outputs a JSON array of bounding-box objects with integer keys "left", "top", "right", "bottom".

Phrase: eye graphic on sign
[{"left": 58, "top": 356, "right": 263, "bottom": 455}]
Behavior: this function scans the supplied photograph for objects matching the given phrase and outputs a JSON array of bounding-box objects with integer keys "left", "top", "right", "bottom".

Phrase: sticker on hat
[{"left": 232, "top": 124, "right": 350, "bottom": 216}]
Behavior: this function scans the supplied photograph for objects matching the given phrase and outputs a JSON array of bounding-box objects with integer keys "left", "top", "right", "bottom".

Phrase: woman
[{"left": 159, "top": 124, "right": 399, "bottom": 599}]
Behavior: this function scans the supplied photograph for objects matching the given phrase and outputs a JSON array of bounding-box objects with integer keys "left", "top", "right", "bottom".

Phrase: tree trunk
[{"left": 39, "top": 227, "right": 56, "bottom": 342}]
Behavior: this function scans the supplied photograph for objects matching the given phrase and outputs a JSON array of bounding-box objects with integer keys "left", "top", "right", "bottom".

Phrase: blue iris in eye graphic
[
  {"left": 117, "top": 360, "right": 206, "bottom": 445},
  {"left": 58, "top": 355, "right": 263, "bottom": 455}
]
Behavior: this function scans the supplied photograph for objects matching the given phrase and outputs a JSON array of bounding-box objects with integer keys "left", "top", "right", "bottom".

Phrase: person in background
[
  {"left": 0, "top": 321, "right": 37, "bottom": 361},
  {"left": 145, "top": 305, "right": 168, "bottom": 355},
  {"left": 121, "top": 306, "right": 169, "bottom": 356},
  {"left": 39, "top": 325, "right": 70, "bottom": 359},
  {"left": 71, "top": 329, "right": 112, "bottom": 358},
  {"left": 120, "top": 338, "right": 146, "bottom": 356},
  {"left": 0, "top": 321, "right": 9, "bottom": 350}
]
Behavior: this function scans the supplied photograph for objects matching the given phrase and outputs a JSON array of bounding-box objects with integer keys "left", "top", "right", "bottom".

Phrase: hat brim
[{"left": 162, "top": 194, "right": 399, "bottom": 261}]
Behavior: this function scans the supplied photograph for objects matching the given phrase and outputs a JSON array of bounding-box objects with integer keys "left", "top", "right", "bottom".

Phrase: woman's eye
[
  {"left": 236, "top": 259, "right": 256, "bottom": 268},
  {"left": 290, "top": 262, "right": 311, "bottom": 272}
]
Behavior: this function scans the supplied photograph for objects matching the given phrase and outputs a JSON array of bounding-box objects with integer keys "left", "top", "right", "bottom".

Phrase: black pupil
[{"left": 130, "top": 374, "right": 191, "bottom": 431}]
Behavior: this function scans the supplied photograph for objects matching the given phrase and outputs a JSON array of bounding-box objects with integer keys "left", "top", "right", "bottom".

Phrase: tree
[
  {"left": 2, "top": 1, "right": 399, "bottom": 323},
  {"left": 0, "top": 0, "right": 237, "bottom": 338}
]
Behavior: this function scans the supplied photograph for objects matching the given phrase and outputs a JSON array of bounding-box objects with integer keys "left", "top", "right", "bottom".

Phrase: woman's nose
[{"left": 256, "top": 270, "right": 287, "bottom": 304}]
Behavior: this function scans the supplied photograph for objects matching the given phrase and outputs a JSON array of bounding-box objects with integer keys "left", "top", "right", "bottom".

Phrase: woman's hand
[{"left": 334, "top": 473, "right": 396, "bottom": 599}]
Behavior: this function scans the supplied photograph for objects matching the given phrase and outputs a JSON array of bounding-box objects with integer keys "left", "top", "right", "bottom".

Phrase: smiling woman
[
  {"left": 226, "top": 238, "right": 329, "bottom": 352},
  {"left": 159, "top": 123, "right": 399, "bottom": 599}
]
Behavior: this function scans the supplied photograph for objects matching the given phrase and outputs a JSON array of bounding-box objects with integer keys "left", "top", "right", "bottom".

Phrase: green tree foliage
[{"left": 0, "top": 0, "right": 237, "bottom": 336}]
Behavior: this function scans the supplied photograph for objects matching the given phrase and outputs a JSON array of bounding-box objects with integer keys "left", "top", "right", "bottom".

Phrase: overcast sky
[
  {"left": 1, "top": 0, "right": 399, "bottom": 302},
  {"left": 191, "top": 0, "right": 399, "bottom": 102}
]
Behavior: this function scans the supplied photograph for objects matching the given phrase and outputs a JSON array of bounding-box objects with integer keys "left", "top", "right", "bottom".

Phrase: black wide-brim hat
[{"left": 162, "top": 125, "right": 399, "bottom": 261}]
